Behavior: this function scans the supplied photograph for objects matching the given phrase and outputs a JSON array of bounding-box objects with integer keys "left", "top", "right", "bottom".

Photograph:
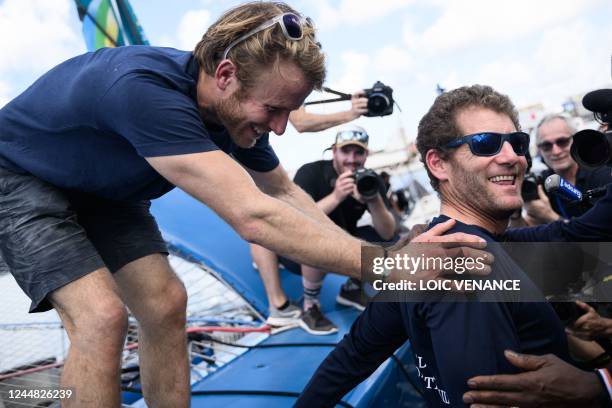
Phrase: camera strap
[{"left": 303, "top": 87, "right": 352, "bottom": 106}]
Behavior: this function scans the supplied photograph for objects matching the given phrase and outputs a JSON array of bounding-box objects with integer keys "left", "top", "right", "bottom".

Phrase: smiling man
[
  {"left": 0, "top": 2, "right": 374, "bottom": 407},
  {"left": 296, "top": 85, "right": 571, "bottom": 407}
]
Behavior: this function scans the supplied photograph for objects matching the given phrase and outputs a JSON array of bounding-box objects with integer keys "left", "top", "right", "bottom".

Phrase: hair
[
  {"left": 416, "top": 84, "right": 520, "bottom": 191},
  {"left": 535, "top": 114, "right": 576, "bottom": 142},
  {"left": 193, "top": 2, "right": 325, "bottom": 93}
]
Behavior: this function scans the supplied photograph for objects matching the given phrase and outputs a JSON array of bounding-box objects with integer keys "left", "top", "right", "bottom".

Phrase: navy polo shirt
[{"left": 0, "top": 46, "right": 279, "bottom": 200}]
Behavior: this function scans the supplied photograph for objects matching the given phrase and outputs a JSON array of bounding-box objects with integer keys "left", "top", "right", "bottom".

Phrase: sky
[{"left": 0, "top": 0, "right": 611, "bottom": 171}]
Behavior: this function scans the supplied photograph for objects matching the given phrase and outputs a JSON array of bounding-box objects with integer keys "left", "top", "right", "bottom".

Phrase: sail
[{"left": 74, "top": 0, "right": 149, "bottom": 51}]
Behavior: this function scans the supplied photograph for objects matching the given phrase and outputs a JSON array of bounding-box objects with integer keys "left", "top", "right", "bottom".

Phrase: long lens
[{"left": 570, "top": 129, "right": 612, "bottom": 168}]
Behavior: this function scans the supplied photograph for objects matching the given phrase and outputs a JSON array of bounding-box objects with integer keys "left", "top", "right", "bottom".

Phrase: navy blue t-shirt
[
  {"left": 296, "top": 217, "right": 570, "bottom": 407},
  {"left": 0, "top": 46, "right": 279, "bottom": 200}
]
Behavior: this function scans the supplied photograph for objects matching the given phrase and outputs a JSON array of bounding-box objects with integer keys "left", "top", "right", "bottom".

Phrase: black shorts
[{"left": 0, "top": 167, "right": 168, "bottom": 313}]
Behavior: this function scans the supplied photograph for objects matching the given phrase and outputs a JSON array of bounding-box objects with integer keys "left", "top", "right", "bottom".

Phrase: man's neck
[
  {"left": 439, "top": 201, "right": 508, "bottom": 236},
  {"left": 557, "top": 163, "right": 579, "bottom": 185}
]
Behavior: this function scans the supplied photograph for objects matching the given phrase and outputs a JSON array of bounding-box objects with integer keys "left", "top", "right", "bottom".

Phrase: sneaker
[
  {"left": 336, "top": 280, "right": 367, "bottom": 311},
  {"left": 266, "top": 300, "right": 302, "bottom": 326},
  {"left": 299, "top": 304, "right": 338, "bottom": 335}
]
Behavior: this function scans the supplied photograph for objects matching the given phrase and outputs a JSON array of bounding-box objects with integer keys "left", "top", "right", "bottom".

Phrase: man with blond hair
[{"left": 0, "top": 2, "right": 358, "bottom": 406}]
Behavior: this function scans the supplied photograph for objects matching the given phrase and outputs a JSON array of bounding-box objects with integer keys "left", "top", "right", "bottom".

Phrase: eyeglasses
[
  {"left": 223, "top": 13, "right": 307, "bottom": 60},
  {"left": 443, "top": 132, "right": 530, "bottom": 157},
  {"left": 537, "top": 136, "right": 572, "bottom": 152},
  {"left": 335, "top": 130, "right": 369, "bottom": 146}
]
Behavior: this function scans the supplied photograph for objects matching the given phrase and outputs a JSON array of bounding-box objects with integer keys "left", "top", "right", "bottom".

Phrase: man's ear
[
  {"left": 214, "top": 59, "right": 238, "bottom": 91},
  {"left": 425, "top": 148, "right": 451, "bottom": 183}
]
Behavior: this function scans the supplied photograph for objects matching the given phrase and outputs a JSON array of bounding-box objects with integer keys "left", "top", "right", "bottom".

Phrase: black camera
[
  {"left": 364, "top": 81, "right": 394, "bottom": 117},
  {"left": 521, "top": 173, "right": 544, "bottom": 202},
  {"left": 354, "top": 168, "right": 381, "bottom": 199},
  {"left": 571, "top": 89, "right": 612, "bottom": 168}
]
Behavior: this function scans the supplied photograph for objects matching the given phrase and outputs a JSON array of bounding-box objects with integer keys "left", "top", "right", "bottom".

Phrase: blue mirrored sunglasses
[
  {"left": 223, "top": 13, "right": 310, "bottom": 60},
  {"left": 443, "top": 132, "right": 530, "bottom": 156}
]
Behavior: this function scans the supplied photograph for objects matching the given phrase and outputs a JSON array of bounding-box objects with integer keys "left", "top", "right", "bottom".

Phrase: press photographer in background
[
  {"left": 251, "top": 82, "right": 398, "bottom": 330},
  {"left": 522, "top": 114, "right": 612, "bottom": 225},
  {"left": 252, "top": 126, "right": 396, "bottom": 335}
]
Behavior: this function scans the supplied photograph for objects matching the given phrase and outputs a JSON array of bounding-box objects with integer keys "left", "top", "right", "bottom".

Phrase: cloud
[
  {"left": 313, "top": 0, "right": 414, "bottom": 30},
  {"left": 458, "top": 18, "right": 612, "bottom": 108},
  {"left": 375, "top": 46, "right": 414, "bottom": 75},
  {"left": 177, "top": 9, "right": 211, "bottom": 50},
  {"left": 407, "top": 0, "right": 602, "bottom": 54},
  {"left": 0, "top": 0, "right": 84, "bottom": 75},
  {"left": 327, "top": 51, "right": 370, "bottom": 91}
]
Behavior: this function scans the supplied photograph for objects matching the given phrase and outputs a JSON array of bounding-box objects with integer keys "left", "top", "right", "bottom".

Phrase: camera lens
[
  {"left": 571, "top": 129, "right": 612, "bottom": 168},
  {"left": 355, "top": 169, "right": 380, "bottom": 199},
  {"left": 367, "top": 93, "right": 390, "bottom": 115}
]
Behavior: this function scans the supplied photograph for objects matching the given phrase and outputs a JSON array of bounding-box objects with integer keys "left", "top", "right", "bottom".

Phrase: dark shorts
[{"left": 0, "top": 167, "right": 168, "bottom": 313}]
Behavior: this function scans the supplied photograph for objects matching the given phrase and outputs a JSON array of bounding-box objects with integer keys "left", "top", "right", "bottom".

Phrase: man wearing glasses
[
  {"left": 524, "top": 115, "right": 612, "bottom": 224},
  {"left": 296, "top": 85, "right": 572, "bottom": 407}
]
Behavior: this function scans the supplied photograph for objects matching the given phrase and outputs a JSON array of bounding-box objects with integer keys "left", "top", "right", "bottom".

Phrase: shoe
[
  {"left": 336, "top": 280, "right": 367, "bottom": 311},
  {"left": 299, "top": 304, "right": 338, "bottom": 335},
  {"left": 266, "top": 300, "right": 302, "bottom": 326}
]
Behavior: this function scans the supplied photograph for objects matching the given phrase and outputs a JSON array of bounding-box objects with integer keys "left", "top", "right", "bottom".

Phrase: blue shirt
[
  {"left": 296, "top": 216, "right": 571, "bottom": 407},
  {"left": 0, "top": 46, "right": 279, "bottom": 200}
]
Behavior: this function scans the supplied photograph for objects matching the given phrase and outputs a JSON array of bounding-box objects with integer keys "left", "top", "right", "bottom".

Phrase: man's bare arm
[
  {"left": 289, "top": 91, "right": 368, "bottom": 133},
  {"left": 366, "top": 194, "right": 396, "bottom": 240},
  {"left": 147, "top": 151, "right": 361, "bottom": 277}
]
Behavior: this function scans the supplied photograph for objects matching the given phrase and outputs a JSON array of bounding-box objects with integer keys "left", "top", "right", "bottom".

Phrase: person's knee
[
  {"left": 70, "top": 297, "right": 128, "bottom": 351},
  {"left": 141, "top": 278, "right": 188, "bottom": 328}
]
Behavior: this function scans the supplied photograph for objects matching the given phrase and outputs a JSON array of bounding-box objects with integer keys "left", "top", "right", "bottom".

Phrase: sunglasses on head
[
  {"left": 536, "top": 136, "right": 572, "bottom": 152},
  {"left": 223, "top": 13, "right": 312, "bottom": 60},
  {"left": 443, "top": 132, "right": 530, "bottom": 157},
  {"left": 336, "top": 130, "right": 369, "bottom": 145}
]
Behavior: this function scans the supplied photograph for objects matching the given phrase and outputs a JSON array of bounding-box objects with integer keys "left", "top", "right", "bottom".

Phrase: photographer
[
  {"left": 252, "top": 126, "right": 396, "bottom": 334},
  {"left": 524, "top": 115, "right": 612, "bottom": 225}
]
